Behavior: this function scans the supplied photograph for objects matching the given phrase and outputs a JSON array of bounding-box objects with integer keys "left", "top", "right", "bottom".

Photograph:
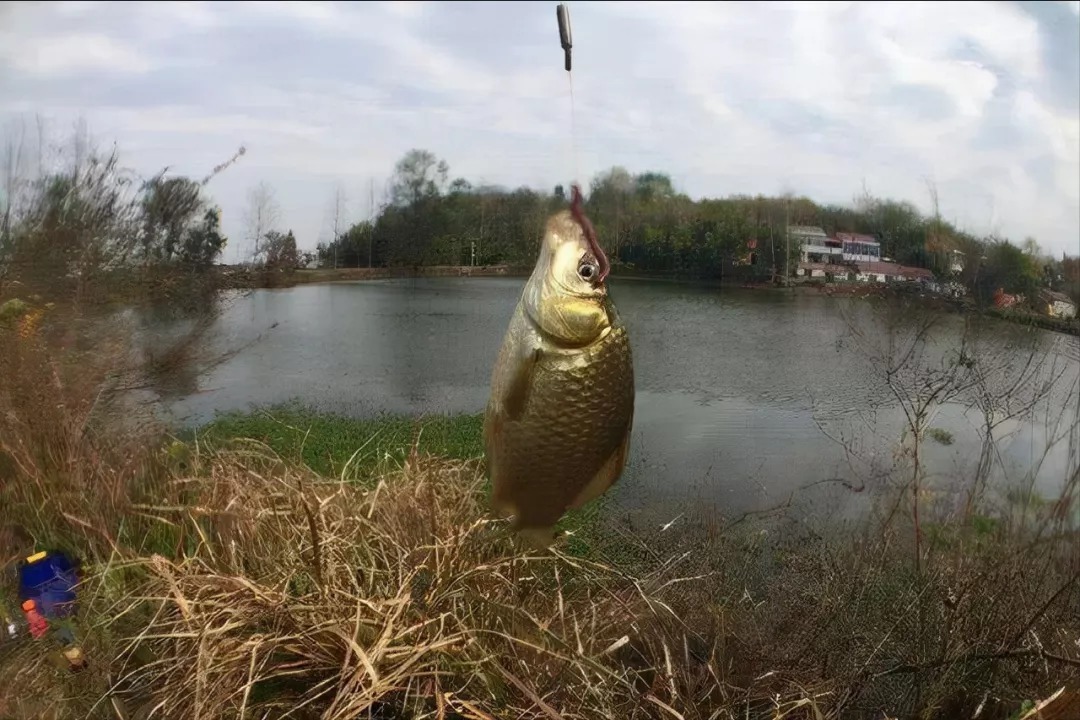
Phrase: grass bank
[
  {"left": 2, "top": 302, "right": 1078, "bottom": 719},
  {"left": 195, "top": 405, "right": 485, "bottom": 478},
  {"left": 193, "top": 406, "right": 611, "bottom": 558}
]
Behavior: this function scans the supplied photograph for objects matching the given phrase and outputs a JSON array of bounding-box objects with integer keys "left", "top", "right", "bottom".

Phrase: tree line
[
  {"left": 2, "top": 123, "right": 1076, "bottom": 309},
  {"left": 318, "top": 149, "right": 1079, "bottom": 307}
]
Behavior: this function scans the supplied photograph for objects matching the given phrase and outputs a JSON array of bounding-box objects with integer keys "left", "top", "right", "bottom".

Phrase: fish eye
[{"left": 578, "top": 262, "right": 597, "bottom": 281}]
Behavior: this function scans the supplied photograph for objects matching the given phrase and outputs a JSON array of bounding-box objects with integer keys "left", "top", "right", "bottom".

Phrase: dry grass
[
  {"left": 3, "top": 442, "right": 1076, "bottom": 720},
  {"left": 4, "top": 440, "right": 1073, "bottom": 720},
  {"left": 2, "top": 443, "right": 833, "bottom": 720},
  {"left": 0, "top": 298, "right": 166, "bottom": 562}
]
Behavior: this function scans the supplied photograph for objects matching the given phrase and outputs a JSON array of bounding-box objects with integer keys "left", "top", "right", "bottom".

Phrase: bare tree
[
  {"left": 1, "top": 118, "right": 27, "bottom": 245},
  {"left": 243, "top": 182, "right": 281, "bottom": 264},
  {"left": 367, "top": 178, "right": 377, "bottom": 268},
  {"left": 924, "top": 174, "right": 941, "bottom": 252},
  {"left": 830, "top": 300, "right": 984, "bottom": 570},
  {"left": 327, "top": 183, "right": 348, "bottom": 269},
  {"left": 959, "top": 322, "right": 1068, "bottom": 516},
  {"left": 807, "top": 297, "right": 1080, "bottom": 716},
  {"left": 853, "top": 177, "right": 877, "bottom": 216}
]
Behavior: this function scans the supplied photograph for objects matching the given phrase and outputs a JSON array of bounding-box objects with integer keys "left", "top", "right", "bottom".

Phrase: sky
[{"left": 1, "top": 0, "right": 1078, "bottom": 262}]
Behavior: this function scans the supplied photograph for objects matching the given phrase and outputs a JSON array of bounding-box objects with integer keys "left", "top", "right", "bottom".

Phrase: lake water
[{"left": 158, "top": 277, "right": 1079, "bottom": 528}]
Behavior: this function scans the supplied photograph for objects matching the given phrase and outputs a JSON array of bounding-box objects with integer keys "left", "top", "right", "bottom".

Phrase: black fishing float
[{"left": 557, "top": 3, "right": 572, "bottom": 72}]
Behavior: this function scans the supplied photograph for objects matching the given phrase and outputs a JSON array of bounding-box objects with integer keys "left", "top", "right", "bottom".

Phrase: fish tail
[
  {"left": 516, "top": 525, "right": 560, "bottom": 551},
  {"left": 490, "top": 494, "right": 516, "bottom": 520}
]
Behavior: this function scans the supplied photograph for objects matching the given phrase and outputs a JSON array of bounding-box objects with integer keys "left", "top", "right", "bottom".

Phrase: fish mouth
[{"left": 570, "top": 184, "right": 610, "bottom": 284}]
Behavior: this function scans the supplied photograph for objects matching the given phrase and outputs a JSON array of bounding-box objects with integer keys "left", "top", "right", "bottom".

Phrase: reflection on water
[{"left": 161, "top": 277, "right": 1080, "bottom": 523}]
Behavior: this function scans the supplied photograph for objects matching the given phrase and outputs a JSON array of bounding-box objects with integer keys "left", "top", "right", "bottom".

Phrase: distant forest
[{"left": 317, "top": 149, "right": 1079, "bottom": 306}]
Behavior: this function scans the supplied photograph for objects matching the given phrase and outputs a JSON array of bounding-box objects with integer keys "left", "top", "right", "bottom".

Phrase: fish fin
[
  {"left": 490, "top": 492, "right": 516, "bottom": 520},
  {"left": 491, "top": 498, "right": 558, "bottom": 549},
  {"left": 568, "top": 410, "right": 634, "bottom": 511},
  {"left": 502, "top": 347, "right": 542, "bottom": 420},
  {"left": 483, "top": 411, "right": 501, "bottom": 473},
  {"left": 516, "top": 525, "right": 560, "bottom": 551}
]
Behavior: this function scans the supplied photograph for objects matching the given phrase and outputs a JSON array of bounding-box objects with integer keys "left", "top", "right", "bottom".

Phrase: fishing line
[{"left": 557, "top": 2, "right": 580, "bottom": 193}]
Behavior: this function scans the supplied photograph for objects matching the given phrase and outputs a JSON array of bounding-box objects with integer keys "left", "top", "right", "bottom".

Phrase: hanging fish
[{"left": 483, "top": 185, "right": 635, "bottom": 548}]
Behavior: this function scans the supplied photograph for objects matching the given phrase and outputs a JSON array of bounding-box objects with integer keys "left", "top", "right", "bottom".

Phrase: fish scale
[{"left": 490, "top": 323, "right": 634, "bottom": 531}]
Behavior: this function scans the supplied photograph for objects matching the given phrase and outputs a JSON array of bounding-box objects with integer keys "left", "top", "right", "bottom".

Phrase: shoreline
[
  {"left": 225, "top": 265, "right": 1080, "bottom": 337},
  {"left": 220, "top": 263, "right": 529, "bottom": 287}
]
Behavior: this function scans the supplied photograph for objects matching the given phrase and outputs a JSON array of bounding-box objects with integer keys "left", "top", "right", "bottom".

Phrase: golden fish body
[{"left": 483, "top": 199, "right": 634, "bottom": 548}]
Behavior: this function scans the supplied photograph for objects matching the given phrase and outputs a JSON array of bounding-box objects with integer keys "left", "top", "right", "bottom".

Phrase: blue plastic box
[{"left": 17, "top": 551, "right": 79, "bottom": 619}]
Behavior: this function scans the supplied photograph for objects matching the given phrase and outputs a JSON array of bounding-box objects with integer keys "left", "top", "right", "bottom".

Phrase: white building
[
  {"left": 1039, "top": 289, "right": 1077, "bottom": 319},
  {"left": 792, "top": 226, "right": 843, "bottom": 264},
  {"left": 836, "top": 232, "right": 881, "bottom": 263}
]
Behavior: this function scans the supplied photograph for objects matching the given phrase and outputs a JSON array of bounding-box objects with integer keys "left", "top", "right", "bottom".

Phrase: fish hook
[{"left": 570, "top": 184, "right": 609, "bottom": 283}]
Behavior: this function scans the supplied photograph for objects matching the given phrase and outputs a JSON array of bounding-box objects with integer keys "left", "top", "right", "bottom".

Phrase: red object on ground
[{"left": 21, "top": 599, "right": 48, "bottom": 639}]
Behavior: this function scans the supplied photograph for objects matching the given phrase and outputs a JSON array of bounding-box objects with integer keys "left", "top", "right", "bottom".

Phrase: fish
[{"left": 483, "top": 184, "right": 635, "bottom": 549}]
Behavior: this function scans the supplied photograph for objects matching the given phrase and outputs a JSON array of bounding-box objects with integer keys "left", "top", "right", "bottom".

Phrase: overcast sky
[{"left": 1, "top": 0, "right": 1078, "bottom": 261}]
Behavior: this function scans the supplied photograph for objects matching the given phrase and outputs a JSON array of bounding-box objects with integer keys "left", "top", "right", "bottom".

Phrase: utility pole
[
  {"left": 330, "top": 184, "right": 346, "bottom": 270},
  {"left": 368, "top": 178, "right": 374, "bottom": 268},
  {"left": 769, "top": 220, "right": 776, "bottom": 284},
  {"left": 783, "top": 199, "right": 791, "bottom": 287}
]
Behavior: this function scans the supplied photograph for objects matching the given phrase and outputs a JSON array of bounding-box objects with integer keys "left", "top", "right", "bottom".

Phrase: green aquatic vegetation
[
  {"left": 190, "top": 404, "right": 617, "bottom": 561},
  {"left": 194, "top": 402, "right": 484, "bottom": 479}
]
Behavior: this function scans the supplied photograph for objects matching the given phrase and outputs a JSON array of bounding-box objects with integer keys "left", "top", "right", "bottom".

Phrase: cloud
[
  {"left": 0, "top": 0, "right": 1077, "bottom": 260},
  {"left": 0, "top": 10, "right": 153, "bottom": 78}
]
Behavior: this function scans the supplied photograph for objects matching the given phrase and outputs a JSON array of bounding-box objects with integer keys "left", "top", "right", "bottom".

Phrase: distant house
[
  {"left": 797, "top": 261, "right": 850, "bottom": 279},
  {"left": 900, "top": 265, "right": 936, "bottom": 283},
  {"left": 802, "top": 238, "right": 845, "bottom": 265},
  {"left": 835, "top": 232, "right": 882, "bottom": 263},
  {"left": 1038, "top": 289, "right": 1077, "bottom": 319},
  {"left": 789, "top": 226, "right": 829, "bottom": 246},
  {"left": 796, "top": 258, "right": 936, "bottom": 286},
  {"left": 993, "top": 288, "right": 1024, "bottom": 309},
  {"left": 792, "top": 226, "right": 844, "bottom": 278},
  {"left": 854, "top": 261, "right": 934, "bottom": 285},
  {"left": 736, "top": 238, "right": 760, "bottom": 267},
  {"left": 791, "top": 228, "right": 937, "bottom": 288}
]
